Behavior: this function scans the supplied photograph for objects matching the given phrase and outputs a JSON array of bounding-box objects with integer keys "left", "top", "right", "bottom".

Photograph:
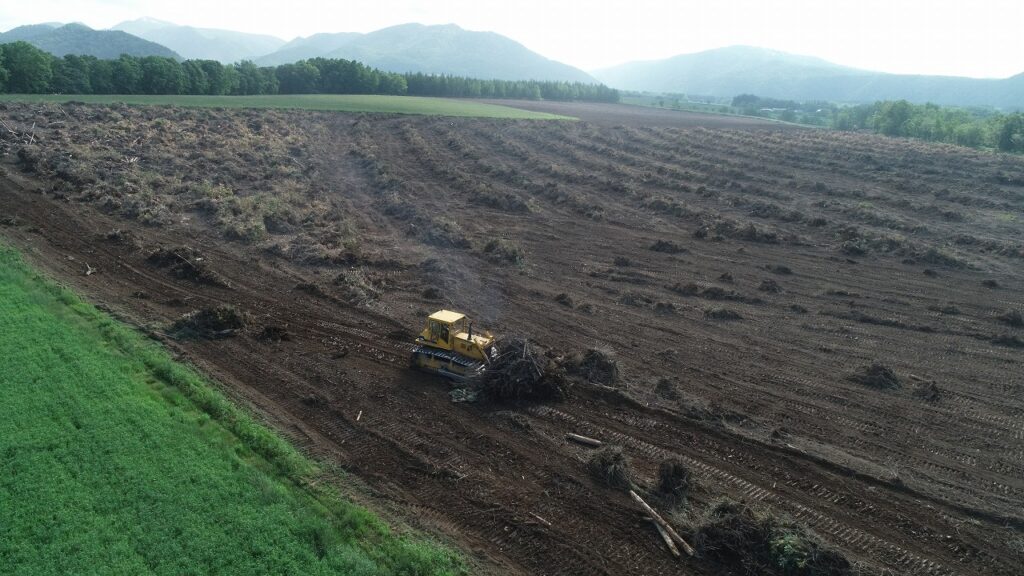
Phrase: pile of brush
[{"left": 470, "top": 336, "right": 570, "bottom": 402}]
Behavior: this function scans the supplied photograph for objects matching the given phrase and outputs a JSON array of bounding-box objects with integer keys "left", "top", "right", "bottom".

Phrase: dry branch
[
  {"left": 529, "top": 512, "right": 552, "bottom": 527},
  {"left": 566, "top": 432, "right": 603, "bottom": 447}
]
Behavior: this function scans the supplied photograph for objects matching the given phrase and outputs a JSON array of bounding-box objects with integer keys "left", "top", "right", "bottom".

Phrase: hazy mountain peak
[
  {"left": 111, "top": 18, "right": 285, "bottom": 63},
  {"left": 0, "top": 22, "right": 181, "bottom": 59},
  {"left": 257, "top": 22, "right": 595, "bottom": 82},
  {"left": 593, "top": 45, "right": 1021, "bottom": 109}
]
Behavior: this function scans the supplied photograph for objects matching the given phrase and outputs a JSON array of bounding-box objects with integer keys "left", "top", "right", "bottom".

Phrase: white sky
[{"left": 1, "top": 0, "right": 1022, "bottom": 78}]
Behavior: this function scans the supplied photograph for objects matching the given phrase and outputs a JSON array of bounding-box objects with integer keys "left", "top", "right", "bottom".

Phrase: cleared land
[
  {"left": 477, "top": 98, "right": 788, "bottom": 128},
  {"left": 0, "top": 94, "right": 570, "bottom": 119},
  {"left": 1, "top": 101, "right": 1022, "bottom": 576},
  {"left": 0, "top": 245, "right": 463, "bottom": 575}
]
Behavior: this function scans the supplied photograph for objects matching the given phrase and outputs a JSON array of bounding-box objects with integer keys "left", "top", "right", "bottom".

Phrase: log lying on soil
[
  {"left": 649, "top": 518, "right": 681, "bottom": 558},
  {"left": 629, "top": 490, "right": 695, "bottom": 557},
  {"left": 566, "top": 432, "right": 603, "bottom": 447}
]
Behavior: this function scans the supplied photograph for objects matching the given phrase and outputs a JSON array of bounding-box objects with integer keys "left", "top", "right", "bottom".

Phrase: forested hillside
[{"left": 0, "top": 42, "right": 618, "bottom": 102}]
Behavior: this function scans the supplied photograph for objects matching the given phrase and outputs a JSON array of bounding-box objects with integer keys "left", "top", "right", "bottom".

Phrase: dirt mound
[
  {"left": 654, "top": 377, "right": 680, "bottom": 400},
  {"left": 650, "top": 239, "right": 687, "bottom": 254},
  {"left": 147, "top": 247, "right": 230, "bottom": 288},
  {"left": 691, "top": 500, "right": 852, "bottom": 576},
  {"left": 171, "top": 306, "right": 246, "bottom": 339},
  {"left": 471, "top": 337, "right": 570, "bottom": 402},
  {"left": 483, "top": 238, "right": 525, "bottom": 265},
  {"left": 992, "top": 334, "right": 1024, "bottom": 348},
  {"left": 849, "top": 363, "right": 901, "bottom": 389},
  {"left": 704, "top": 307, "right": 743, "bottom": 321},
  {"left": 567, "top": 348, "right": 620, "bottom": 385},
  {"left": 997, "top": 310, "right": 1023, "bottom": 328},
  {"left": 103, "top": 228, "right": 140, "bottom": 248},
  {"left": 586, "top": 445, "right": 632, "bottom": 490}
]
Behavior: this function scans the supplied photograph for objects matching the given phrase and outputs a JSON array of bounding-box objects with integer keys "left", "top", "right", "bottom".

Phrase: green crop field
[
  {"left": 0, "top": 93, "right": 572, "bottom": 119},
  {"left": 0, "top": 245, "right": 463, "bottom": 575}
]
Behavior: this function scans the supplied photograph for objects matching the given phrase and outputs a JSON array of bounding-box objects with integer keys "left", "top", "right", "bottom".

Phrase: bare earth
[{"left": 1, "top": 101, "right": 1022, "bottom": 576}]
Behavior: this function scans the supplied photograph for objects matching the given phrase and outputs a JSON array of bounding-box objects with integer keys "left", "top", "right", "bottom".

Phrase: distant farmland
[{"left": 0, "top": 93, "right": 571, "bottom": 119}]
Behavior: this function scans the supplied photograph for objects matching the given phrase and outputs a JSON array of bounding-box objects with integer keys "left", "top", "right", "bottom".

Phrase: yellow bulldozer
[{"left": 411, "top": 309, "right": 496, "bottom": 380}]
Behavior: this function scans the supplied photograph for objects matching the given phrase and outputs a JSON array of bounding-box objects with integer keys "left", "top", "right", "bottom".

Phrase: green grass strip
[
  {"left": 0, "top": 93, "right": 573, "bottom": 120},
  {"left": 0, "top": 243, "right": 464, "bottom": 575}
]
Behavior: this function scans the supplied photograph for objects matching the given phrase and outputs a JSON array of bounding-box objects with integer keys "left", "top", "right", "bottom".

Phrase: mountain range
[
  {"left": 594, "top": 46, "right": 1023, "bottom": 109},
  {"left": 0, "top": 22, "right": 179, "bottom": 60}
]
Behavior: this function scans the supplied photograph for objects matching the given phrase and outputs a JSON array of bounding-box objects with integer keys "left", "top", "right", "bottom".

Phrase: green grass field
[
  {"left": 0, "top": 245, "right": 463, "bottom": 575},
  {"left": 0, "top": 93, "right": 572, "bottom": 119}
]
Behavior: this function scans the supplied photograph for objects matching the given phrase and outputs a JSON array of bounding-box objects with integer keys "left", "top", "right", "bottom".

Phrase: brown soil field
[{"left": 1, "top": 101, "right": 1022, "bottom": 576}]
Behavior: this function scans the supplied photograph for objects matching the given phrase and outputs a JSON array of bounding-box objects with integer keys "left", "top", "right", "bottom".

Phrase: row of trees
[
  {"left": 0, "top": 41, "right": 619, "bottom": 103},
  {"left": 834, "top": 100, "right": 1024, "bottom": 153},
  {"left": 725, "top": 93, "right": 1023, "bottom": 153},
  {"left": 405, "top": 73, "right": 620, "bottom": 102}
]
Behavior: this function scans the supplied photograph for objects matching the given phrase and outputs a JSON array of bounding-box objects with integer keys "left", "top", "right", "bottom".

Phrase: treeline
[
  {"left": 834, "top": 100, "right": 1024, "bottom": 153},
  {"left": 406, "top": 73, "right": 619, "bottom": 102},
  {"left": 732, "top": 94, "right": 829, "bottom": 113},
  {"left": 0, "top": 41, "right": 618, "bottom": 102},
  {"left": 730, "top": 92, "right": 1023, "bottom": 153},
  {"left": 726, "top": 94, "right": 835, "bottom": 125}
]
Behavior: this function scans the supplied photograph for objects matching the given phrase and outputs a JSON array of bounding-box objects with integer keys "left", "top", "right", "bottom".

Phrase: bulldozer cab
[
  {"left": 418, "top": 310, "right": 494, "bottom": 361},
  {"left": 423, "top": 310, "right": 465, "bottom": 347}
]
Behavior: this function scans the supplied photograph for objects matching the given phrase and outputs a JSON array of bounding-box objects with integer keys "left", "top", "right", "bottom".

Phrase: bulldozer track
[
  {"left": 4, "top": 103, "right": 1022, "bottom": 576},
  {"left": 526, "top": 405, "right": 962, "bottom": 576}
]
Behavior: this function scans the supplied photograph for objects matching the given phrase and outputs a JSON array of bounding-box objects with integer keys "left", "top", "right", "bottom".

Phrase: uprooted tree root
[
  {"left": 586, "top": 445, "right": 633, "bottom": 491},
  {"left": 912, "top": 381, "right": 941, "bottom": 402},
  {"left": 689, "top": 499, "right": 852, "bottom": 576},
  {"left": 147, "top": 247, "right": 230, "bottom": 288},
  {"left": 171, "top": 306, "right": 246, "bottom": 339},
  {"left": 656, "top": 457, "right": 693, "bottom": 502},
  {"left": 566, "top": 348, "right": 620, "bottom": 386},
  {"left": 848, "top": 362, "right": 901, "bottom": 389},
  {"left": 257, "top": 325, "right": 292, "bottom": 343},
  {"left": 470, "top": 337, "right": 570, "bottom": 402}
]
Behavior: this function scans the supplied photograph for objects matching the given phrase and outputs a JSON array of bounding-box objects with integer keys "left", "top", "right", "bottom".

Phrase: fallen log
[
  {"left": 530, "top": 512, "right": 552, "bottom": 527},
  {"left": 629, "top": 490, "right": 695, "bottom": 557},
  {"left": 648, "top": 517, "right": 681, "bottom": 558},
  {"left": 566, "top": 432, "right": 603, "bottom": 447}
]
